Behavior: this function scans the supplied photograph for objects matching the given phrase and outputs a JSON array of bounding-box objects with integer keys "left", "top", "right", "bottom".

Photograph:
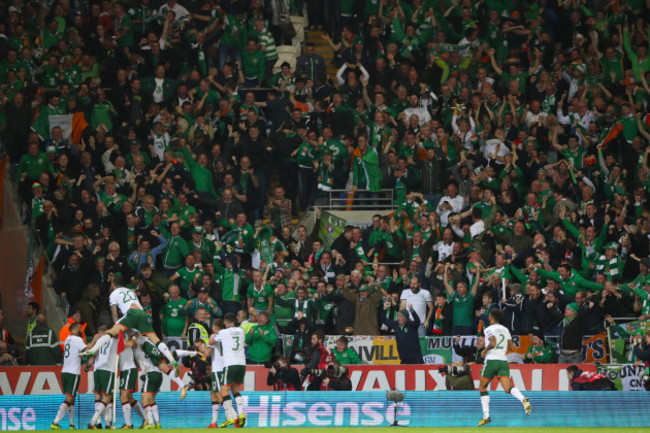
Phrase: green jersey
[
  {"left": 334, "top": 347, "right": 362, "bottom": 364},
  {"left": 161, "top": 297, "right": 188, "bottom": 336},
  {"left": 174, "top": 266, "right": 203, "bottom": 295},
  {"left": 162, "top": 234, "right": 190, "bottom": 270},
  {"left": 450, "top": 291, "right": 474, "bottom": 327},
  {"left": 246, "top": 283, "right": 274, "bottom": 310}
]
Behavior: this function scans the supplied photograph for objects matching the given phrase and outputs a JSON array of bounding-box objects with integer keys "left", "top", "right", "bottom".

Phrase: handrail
[
  {"left": 326, "top": 189, "right": 396, "bottom": 210},
  {"left": 5, "top": 162, "right": 68, "bottom": 322}
]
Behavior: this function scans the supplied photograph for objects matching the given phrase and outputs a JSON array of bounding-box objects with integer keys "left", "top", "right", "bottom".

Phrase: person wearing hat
[
  {"left": 380, "top": 301, "right": 423, "bottom": 364},
  {"left": 523, "top": 331, "right": 553, "bottom": 363},
  {"left": 31, "top": 181, "right": 46, "bottom": 220},
  {"left": 593, "top": 242, "right": 623, "bottom": 281},
  {"left": 58, "top": 307, "right": 87, "bottom": 352},
  {"left": 340, "top": 280, "right": 385, "bottom": 335},
  {"left": 557, "top": 300, "right": 595, "bottom": 364},
  {"left": 187, "top": 225, "right": 215, "bottom": 260}
]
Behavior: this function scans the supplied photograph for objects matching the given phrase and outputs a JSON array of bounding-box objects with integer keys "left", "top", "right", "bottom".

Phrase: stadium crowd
[{"left": 1, "top": 0, "right": 650, "bottom": 368}]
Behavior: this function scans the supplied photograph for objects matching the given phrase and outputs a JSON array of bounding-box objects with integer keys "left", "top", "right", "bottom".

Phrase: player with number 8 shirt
[{"left": 51, "top": 323, "right": 97, "bottom": 430}]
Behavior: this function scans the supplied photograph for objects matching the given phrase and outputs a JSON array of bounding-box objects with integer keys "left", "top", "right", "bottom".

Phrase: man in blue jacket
[{"left": 381, "top": 302, "right": 423, "bottom": 364}]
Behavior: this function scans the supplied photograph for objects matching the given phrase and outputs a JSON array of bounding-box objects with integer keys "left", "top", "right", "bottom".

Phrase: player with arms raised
[
  {"left": 478, "top": 309, "right": 531, "bottom": 426},
  {"left": 216, "top": 313, "right": 247, "bottom": 428},
  {"left": 81, "top": 275, "right": 179, "bottom": 376}
]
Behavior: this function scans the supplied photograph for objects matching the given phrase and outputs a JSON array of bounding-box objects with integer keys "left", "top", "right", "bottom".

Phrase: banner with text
[
  {"left": 281, "top": 334, "right": 607, "bottom": 365},
  {"left": 0, "top": 364, "right": 597, "bottom": 395},
  {"left": 318, "top": 211, "right": 347, "bottom": 250},
  {"left": 1, "top": 390, "right": 649, "bottom": 430},
  {"left": 597, "top": 364, "right": 647, "bottom": 391}
]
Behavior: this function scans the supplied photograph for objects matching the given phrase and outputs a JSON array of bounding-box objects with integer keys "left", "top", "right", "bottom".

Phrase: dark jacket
[
  {"left": 267, "top": 367, "right": 301, "bottom": 391},
  {"left": 25, "top": 325, "right": 61, "bottom": 365},
  {"left": 380, "top": 308, "right": 423, "bottom": 364},
  {"left": 286, "top": 316, "right": 315, "bottom": 365},
  {"left": 559, "top": 308, "right": 590, "bottom": 351},
  {"left": 454, "top": 341, "right": 485, "bottom": 364},
  {"left": 502, "top": 294, "right": 525, "bottom": 335}
]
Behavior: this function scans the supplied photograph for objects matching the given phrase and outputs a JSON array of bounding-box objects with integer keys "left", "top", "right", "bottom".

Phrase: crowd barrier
[
  {"left": 278, "top": 333, "right": 609, "bottom": 364},
  {"left": 0, "top": 390, "right": 649, "bottom": 430},
  {"left": 0, "top": 364, "right": 597, "bottom": 394}
]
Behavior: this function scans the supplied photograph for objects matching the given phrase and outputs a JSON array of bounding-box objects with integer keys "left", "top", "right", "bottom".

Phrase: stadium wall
[
  {"left": 0, "top": 364, "right": 597, "bottom": 394},
  {"left": 0, "top": 391, "right": 649, "bottom": 430}
]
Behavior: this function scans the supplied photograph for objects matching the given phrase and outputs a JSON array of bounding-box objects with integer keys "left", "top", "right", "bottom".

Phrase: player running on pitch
[
  {"left": 216, "top": 313, "right": 247, "bottom": 428},
  {"left": 51, "top": 323, "right": 97, "bottom": 430},
  {"left": 477, "top": 309, "right": 531, "bottom": 426},
  {"left": 81, "top": 275, "right": 179, "bottom": 376}
]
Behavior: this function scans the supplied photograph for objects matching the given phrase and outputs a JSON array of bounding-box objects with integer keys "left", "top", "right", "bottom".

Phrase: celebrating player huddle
[{"left": 52, "top": 277, "right": 247, "bottom": 429}]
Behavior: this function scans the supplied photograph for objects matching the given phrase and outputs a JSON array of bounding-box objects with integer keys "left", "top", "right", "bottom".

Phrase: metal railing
[{"left": 325, "top": 189, "right": 396, "bottom": 210}]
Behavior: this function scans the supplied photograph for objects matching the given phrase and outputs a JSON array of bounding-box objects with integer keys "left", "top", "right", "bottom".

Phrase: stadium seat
[
  {"left": 273, "top": 46, "right": 298, "bottom": 74},
  {"left": 290, "top": 15, "right": 305, "bottom": 46}
]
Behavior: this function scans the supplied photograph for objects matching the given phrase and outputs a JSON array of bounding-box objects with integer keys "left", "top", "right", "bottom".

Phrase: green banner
[
  {"left": 597, "top": 364, "right": 647, "bottom": 391},
  {"left": 607, "top": 320, "right": 650, "bottom": 364},
  {"left": 318, "top": 211, "right": 347, "bottom": 250}
]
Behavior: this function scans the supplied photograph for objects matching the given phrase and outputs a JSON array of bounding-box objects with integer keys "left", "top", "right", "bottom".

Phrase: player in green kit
[{"left": 477, "top": 309, "right": 532, "bottom": 426}]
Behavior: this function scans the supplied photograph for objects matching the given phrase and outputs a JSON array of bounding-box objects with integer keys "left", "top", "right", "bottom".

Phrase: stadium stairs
[{"left": 0, "top": 169, "right": 65, "bottom": 353}]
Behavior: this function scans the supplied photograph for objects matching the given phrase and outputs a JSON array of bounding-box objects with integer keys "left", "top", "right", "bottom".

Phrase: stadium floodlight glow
[{"left": 386, "top": 391, "right": 405, "bottom": 427}]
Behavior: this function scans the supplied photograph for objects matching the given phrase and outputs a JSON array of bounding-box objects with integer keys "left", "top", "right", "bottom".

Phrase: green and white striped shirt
[{"left": 258, "top": 29, "right": 278, "bottom": 60}]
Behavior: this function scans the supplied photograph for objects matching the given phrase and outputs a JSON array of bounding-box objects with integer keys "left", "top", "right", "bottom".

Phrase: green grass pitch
[{"left": 33, "top": 426, "right": 650, "bottom": 433}]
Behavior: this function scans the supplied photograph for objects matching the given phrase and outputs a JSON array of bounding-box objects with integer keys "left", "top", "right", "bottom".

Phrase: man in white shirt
[
  {"left": 436, "top": 182, "right": 465, "bottom": 226},
  {"left": 399, "top": 277, "right": 433, "bottom": 336},
  {"left": 477, "top": 309, "right": 531, "bottom": 426},
  {"left": 521, "top": 100, "right": 548, "bottom": 128},
  {"left": 482, "top": 128, "right": 510, "bottom": 166},
  {"left": 159, "top": 0, "right": 189, "bottom": 21},
  {"left": 432, "top": 228, "right": 455, "bottom": 261},
  {"left": 402, "top": 93, "right": 431, "bottom": 126}
]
